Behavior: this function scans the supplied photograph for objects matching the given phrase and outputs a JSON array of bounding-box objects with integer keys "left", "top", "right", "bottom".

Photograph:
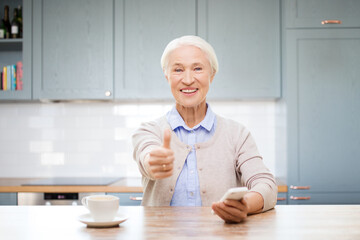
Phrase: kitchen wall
[{"left": 0, "top": 101, "right": 286, "bottom": 178}]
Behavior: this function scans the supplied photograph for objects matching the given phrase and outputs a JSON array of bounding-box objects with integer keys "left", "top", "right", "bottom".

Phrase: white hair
[{"left": 160, "top": 35, "right": 219, "bottom": 75}]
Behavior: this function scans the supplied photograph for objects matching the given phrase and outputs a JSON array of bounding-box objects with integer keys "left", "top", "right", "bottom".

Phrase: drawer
[
  {"left": 284, "top": 0, "right": 360, "bottom": 28},
  {"left": 288, "top": 192, "right": 360, "bottom": 205},
  {"left": 277, "top": 192, "right": 288, "bottom": 205},
  {"left": 107, "top": 192, "right": 143, "bottom": 206}
]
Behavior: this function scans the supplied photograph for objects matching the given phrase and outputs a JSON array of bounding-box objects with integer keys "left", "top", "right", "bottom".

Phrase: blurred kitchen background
[{"left": 0, "top": 0, "right": 359, "bottom": 205}]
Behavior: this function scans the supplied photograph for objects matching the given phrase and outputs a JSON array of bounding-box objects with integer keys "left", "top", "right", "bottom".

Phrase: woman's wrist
[{"left": 244, "top": 191, "right": 264, "bottom": 214}]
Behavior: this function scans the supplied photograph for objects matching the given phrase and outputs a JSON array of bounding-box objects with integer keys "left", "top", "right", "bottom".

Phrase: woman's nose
[{"left": 182, "top": 71, "right": 194, "bottom": 85}]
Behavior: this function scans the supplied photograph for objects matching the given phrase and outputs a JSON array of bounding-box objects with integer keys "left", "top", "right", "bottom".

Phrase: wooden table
[{"left": 1, "top": 205, "right": 359, "bottom": 240}]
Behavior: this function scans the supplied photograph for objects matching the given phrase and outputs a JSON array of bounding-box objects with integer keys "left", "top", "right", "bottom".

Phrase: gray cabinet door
[
  {"left": 0, "top": 193, "right": 17, "bottom": 205},
  {"left": 114, "top": 0, "right": 196, "bottom": 100},
  {"left": 288, "top": 192, "right": 360, "bottom": 205},
  {"left": 32, "top": 0, "right": 114, "bottom": 100},
  {"left": 0, "top": 0, "right": 32, "bottom": 100},
  {"left": 198, "top": 0, "right": 281, "bottom": 99},
  {"left": 286, "top": 29, "right": 360, "bottom": 203},
  {"left": 285, "top": 0, "right": 360, "bottom": 28},
  {"left": 106, "top": 192, "right": 143, "bottom": 206}
]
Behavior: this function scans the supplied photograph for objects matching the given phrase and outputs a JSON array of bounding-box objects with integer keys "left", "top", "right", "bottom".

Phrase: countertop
[
  {"left": 0, "top": 177, "right": 287, "bottom": 193},
  {"left": 0, "top": 205, "right": 359, "bottom": 240}
]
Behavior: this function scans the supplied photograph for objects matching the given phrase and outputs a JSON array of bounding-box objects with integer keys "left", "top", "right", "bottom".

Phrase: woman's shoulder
[
  {"left": 216, "top": 115, "right": 249, "bottom": 133},
  {"left": 215, "top": 115, "right": 254, "bottom": 150}
]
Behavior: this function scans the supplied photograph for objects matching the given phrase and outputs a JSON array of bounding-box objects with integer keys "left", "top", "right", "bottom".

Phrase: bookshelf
[{"left": 0, "top": 0, "right": 31, "bottom": 100}]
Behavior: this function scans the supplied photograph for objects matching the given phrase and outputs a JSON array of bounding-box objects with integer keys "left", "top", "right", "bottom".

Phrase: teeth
[{"left": 181, "top": 89, "right": 197, "bottom": 93}]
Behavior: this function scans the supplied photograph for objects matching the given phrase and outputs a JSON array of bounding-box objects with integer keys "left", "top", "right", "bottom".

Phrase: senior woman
[{"left": 132, "top": 35, "right": 277, "bottom": 223}]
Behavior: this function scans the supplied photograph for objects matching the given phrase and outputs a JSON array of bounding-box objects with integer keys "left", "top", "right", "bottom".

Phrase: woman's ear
[
  {"left": 163, "top": 68, "right": 170, "bottom": 83},
  {"left": 165, "top": 73, "right": 170, "bottom": 83},
  {"left": 210, "top": 70, "right": 216, "bottom": 83}
]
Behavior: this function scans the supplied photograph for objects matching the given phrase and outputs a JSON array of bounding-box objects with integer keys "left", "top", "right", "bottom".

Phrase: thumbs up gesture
[{"left": 145, "top": 129, "right": 175, "bottom": 179}]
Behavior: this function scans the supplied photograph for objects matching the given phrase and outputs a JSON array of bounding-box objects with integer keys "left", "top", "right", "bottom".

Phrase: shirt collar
[{"left": 166, "top": 104, "right": 216, "bottom": 132}]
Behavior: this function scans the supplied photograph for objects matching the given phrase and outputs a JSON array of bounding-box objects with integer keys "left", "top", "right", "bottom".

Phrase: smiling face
[{"left": 165, "top": 45, "right": 215, "bottom": 110}]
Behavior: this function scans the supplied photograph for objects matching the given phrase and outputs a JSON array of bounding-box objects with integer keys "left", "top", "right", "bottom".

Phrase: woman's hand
[
  {"left": 211, "top": 198, "right": 249, "bottom": 223},
  {"left": 211, "top": 192, "right": 264, "bottom": 224},
  {"left": 144, "top": 129, "right": 175, "bottom": 179}
]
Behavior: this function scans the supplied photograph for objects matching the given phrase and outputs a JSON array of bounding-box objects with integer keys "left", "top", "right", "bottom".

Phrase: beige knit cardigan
[{"left": 132, "top": 115, "right": 277, "bottom": 211}]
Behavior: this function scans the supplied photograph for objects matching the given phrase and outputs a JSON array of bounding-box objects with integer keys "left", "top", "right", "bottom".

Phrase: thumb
[{"left": 163, "top": 129, "right": 171, "bottom": 149}]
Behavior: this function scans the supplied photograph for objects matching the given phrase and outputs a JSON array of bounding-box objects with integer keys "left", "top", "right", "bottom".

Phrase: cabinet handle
[
  {"left": 290, "top": 196, "right": 311, "bottom": 200},
  {"left": 290, "top": 185, "right": 310, "bottom": 190},
  {"left": 129, "top": 196, "right": 142, "bottom": 201},
  {"left": 277, "top": 197, "right": 286, "bottom": 201},
  {"left": 105, "top": 91, "right": 111, "bottom": 97},
  {"left": 321, "top": 20, "right": 342, "bottom": 25}
]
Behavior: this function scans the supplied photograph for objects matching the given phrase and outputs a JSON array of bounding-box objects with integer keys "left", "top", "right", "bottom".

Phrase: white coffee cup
[{"left": 81, "top": 195, "right": 119, "bottom": 222}]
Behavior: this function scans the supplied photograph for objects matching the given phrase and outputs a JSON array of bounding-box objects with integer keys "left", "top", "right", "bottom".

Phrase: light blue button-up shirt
[{"left": 166, "top": 104, "right": 217, "bottom": 206}]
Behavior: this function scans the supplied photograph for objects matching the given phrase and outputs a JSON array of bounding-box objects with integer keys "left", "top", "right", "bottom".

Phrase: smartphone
[
  {"left": 212, "top": 187, "right": 248, "bottom": 215},
  {"left": 219, "top": 187, "right": 248, "bottom": 202}
]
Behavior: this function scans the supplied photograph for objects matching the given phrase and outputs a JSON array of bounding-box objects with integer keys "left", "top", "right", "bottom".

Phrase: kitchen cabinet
[
  {"left": 2, "top": 0, "right": 281, "bottom": 101},
  {"left": 277, "top": 192, "right": 287, "bottom": 205},
  {"left": 198, "top": 0, "right": 281, "bottom": 99},
  {"left": 0, "top": 193, "right": 17, "bottom": 205},
  {"left": 285, "top": 0, "right": 360, "bottom": 28},
  {"left": 114, "top": 0, "right": 196, "bottom": 100},
  {"left": 285, "top": 29, "right": 360, "bottom": 204},
  {"left": 288, "top": 192, "right": 360, "bottom": 205},
  {"left": 0, "top": 0, "right": 32, "bottom": 100},
  {"left": 32, "top": 0, "right": 114, "bottom": 100},
  {"left": 107, "top": 192, "right": 143, "bottom": 206}
]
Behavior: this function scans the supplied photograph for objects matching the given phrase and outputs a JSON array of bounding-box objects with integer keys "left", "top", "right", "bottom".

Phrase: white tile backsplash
[{"left": 0, "top": 101, "right": 286, "bottom": 178}]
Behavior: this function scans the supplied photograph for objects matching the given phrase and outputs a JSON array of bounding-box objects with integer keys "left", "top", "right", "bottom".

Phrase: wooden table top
[{"left": 0, "top": 205, "right": 359, "bottom": 240}]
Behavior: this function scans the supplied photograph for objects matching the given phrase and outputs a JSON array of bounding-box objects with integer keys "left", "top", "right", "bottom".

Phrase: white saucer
[{"left": 78, "top": 213, "right": 128, "bottom": 228}]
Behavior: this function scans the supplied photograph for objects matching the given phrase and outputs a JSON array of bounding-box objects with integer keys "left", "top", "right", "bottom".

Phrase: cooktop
[{"left": 22, "top": 177, "right": 122, "bottom": 186}]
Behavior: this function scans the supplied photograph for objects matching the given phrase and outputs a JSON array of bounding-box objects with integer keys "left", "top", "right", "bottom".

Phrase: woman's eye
[
  {"left": 194, "top": 67, "right": 202, "bottom": 71},
  {"left": 174, "top": 69, "right": 183, "bottom": 72}
]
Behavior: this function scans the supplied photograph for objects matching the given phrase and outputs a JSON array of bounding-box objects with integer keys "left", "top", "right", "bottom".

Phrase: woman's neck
[{"left": 176, "top": 101, "right": 207, "bottom": 128}]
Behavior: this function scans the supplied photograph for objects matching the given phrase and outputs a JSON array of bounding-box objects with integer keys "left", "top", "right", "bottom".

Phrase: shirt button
[
  {"left": 190, "top": 170, "right": 194, "bottom": 174},
  {"left": 190, "top": 192, "right": 194, "bottom": 196}
]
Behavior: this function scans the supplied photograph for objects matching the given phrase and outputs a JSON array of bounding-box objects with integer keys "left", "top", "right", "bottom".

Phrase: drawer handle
[
  {"left": 290, "top": 185, "right": 310, "bottom": 190},
  {"left": 129, "top": 196, "right": 142, "bottom": 201},
  {"left": 321, "top": 20, "right": 342, "bottom": 25},
  {"left": 290, "top": 196, "right": 311, "bottom": 200},
  {"left": 277, "top": 197, "right": 286, "bottom": 201}
]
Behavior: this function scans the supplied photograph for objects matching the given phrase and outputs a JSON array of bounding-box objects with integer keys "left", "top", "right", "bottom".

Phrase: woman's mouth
[{"left": 180, "top": 88, "right": 198, "bottom": 94}]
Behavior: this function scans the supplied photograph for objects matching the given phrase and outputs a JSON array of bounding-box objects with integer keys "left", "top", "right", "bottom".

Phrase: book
[
  {"left": 0, "top": 71, "right": 2, "bottom": 90},
  {"left": 16, "top": 61, "right": 23, "bottom": 90},
  {"left": 11, "top": 65, "right": 16, "bottom": 90},
  {"left": 6, "top": 65, "right": 10, "bottom": 91},
  {"left": 3, "top": 66, "right": 7, "bottom": 91}
]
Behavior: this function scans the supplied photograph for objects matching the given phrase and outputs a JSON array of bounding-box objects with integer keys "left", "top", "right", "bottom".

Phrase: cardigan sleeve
[
  {"left": 234, "top": 128, "right": 278, "bottom": 212},
  {"left": 132, "top": 120, "right": 163, "bottom": 180}
]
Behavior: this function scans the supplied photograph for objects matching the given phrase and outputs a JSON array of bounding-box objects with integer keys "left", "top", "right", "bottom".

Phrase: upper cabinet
[
  {"left": 285, "top": 0, "right": 360, "bottom": 28},
  {"left": 114, "top": 0, "right": 196, "bottom": 100},
  {"left": 0, "top": 0, "right": 31, "bottom": 100},
  {"left": 198, "top": 0, "right": 281, "bottom": 99},
  {"left": 1, "top": 0, "right": 281, "bottom": 101},
  {"left": 32, "top": 0, "right": 114, "bottom": 100}
]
